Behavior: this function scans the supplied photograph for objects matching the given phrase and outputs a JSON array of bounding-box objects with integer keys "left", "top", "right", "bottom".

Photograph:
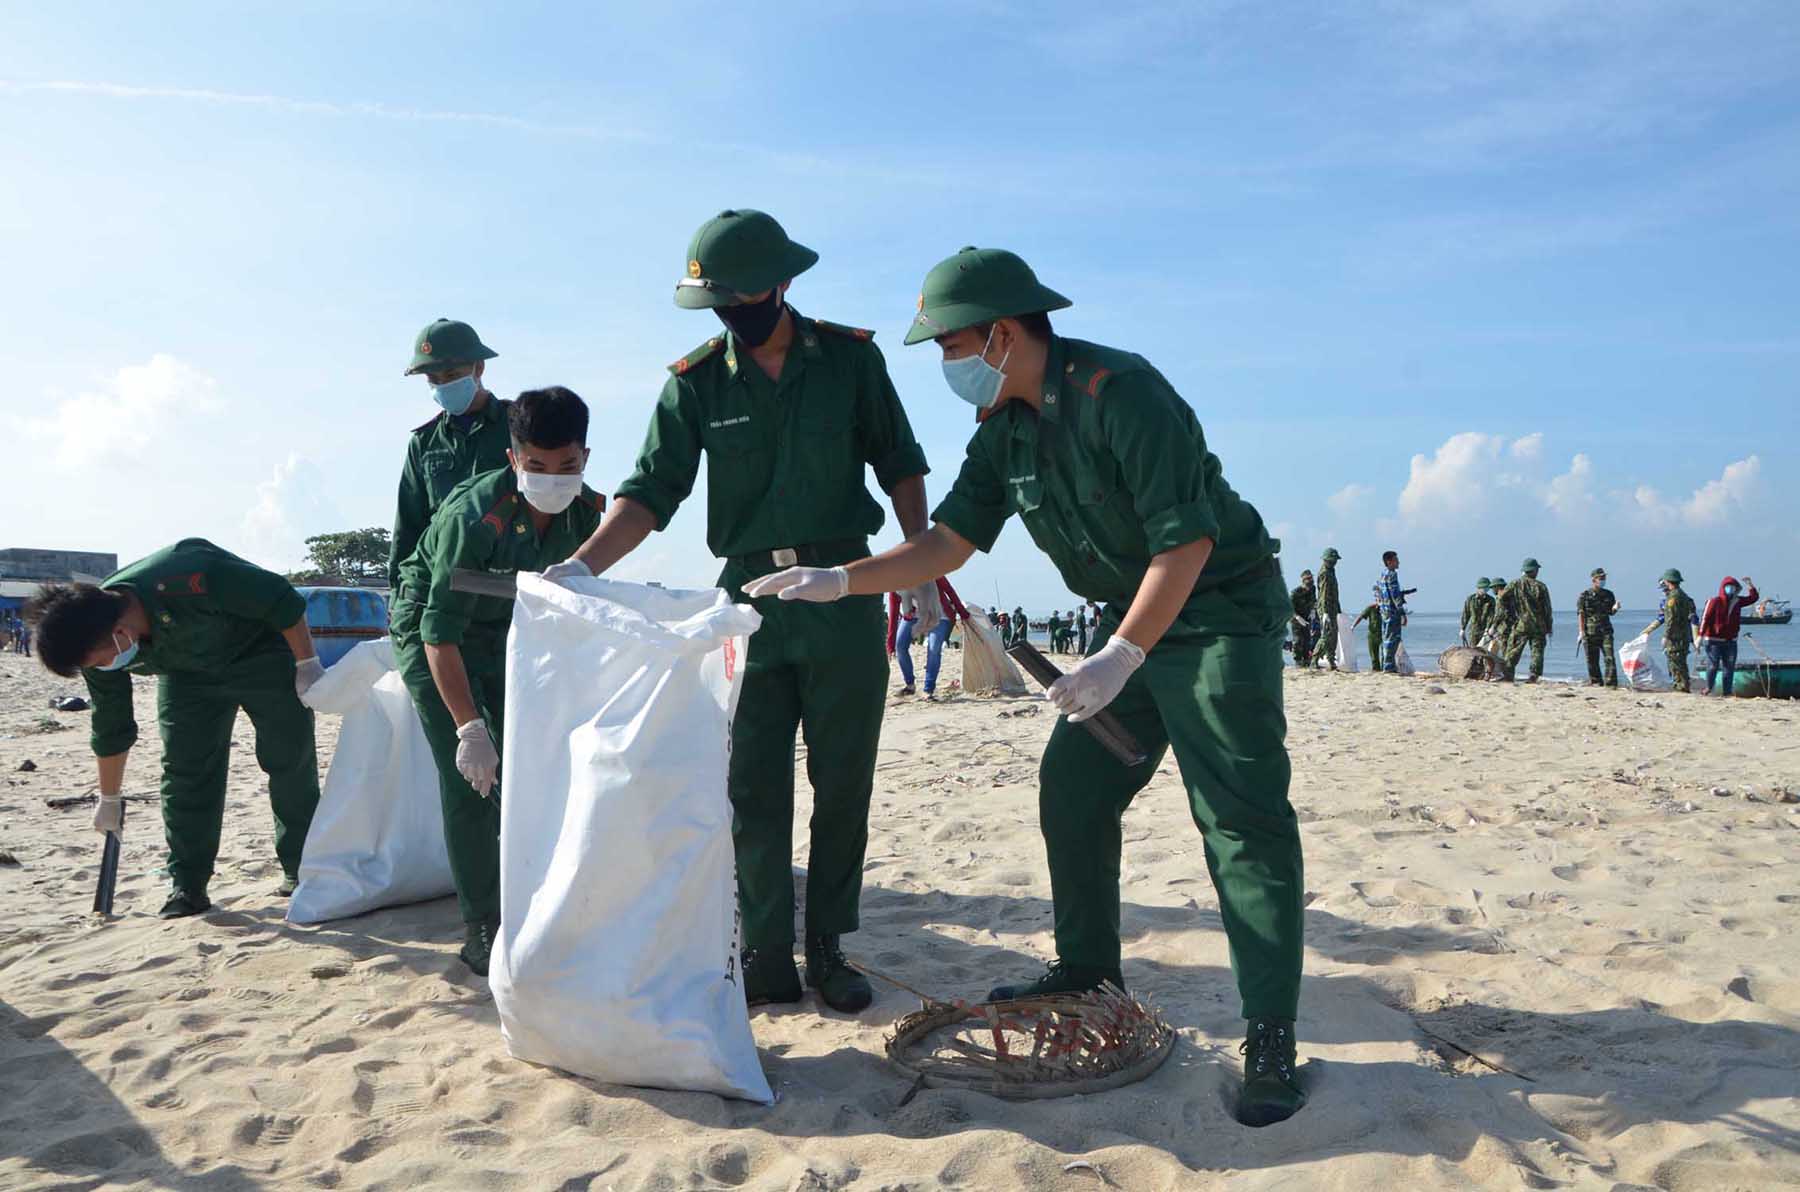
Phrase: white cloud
[
  {"left": 1510, "top": 432, "right": 1544, "bottom": 461},
  {"left": 1397, "top": 432, "right": 1506, "bottom": 524},
  {"left": 1631, "top": 455, "right": 1760, "bottom": 528},
  {"left": 1327, "top": 483, "right": 1375, "bottom": 518},
  {"left": 240, "top": 454, "right": 345, "bottom": 571},
  {"left": 1544, "top": 452, "right": 1595, "bottom": 518},
  {"left": 27, "top": 354, "right": 223, "bottom": 468}
]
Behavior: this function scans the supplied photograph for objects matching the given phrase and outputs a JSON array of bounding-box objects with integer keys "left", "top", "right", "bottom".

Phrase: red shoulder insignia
[
  {"left": 1085, "top": 368, "right": 1112, "bottom": 398},
  {"left": 479, "top": 493, "right": 518, "bottom": 535},
  {"left": 187, "top": 572, "right": 207, "bottom": 595}
]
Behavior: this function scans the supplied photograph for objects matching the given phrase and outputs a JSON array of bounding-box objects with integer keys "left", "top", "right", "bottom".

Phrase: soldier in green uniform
[
  {"left": 390, "top": 319, "right": 512, "bottom": 591},
  {"left": 1288, "top": 571, "right": 1316, "bottom": 668},
  {"left": 1461, "top": 578, "right": 1493, "bottom": 646},
  {"left": 25, "top": 541, "right": 324, "bottom": 918},
  {"left": 550, "top": 210, "right": 934, "bottom": 1015},
  {"left": 1309, "top": 549, "right": 1342, "bottom": 670},
  {"left": 1576, "top": 567, "right": 1621, "bottom": 687},
  {"left": 1501, "top": 559, "right": 1554, "bottom": 682},
  {"left": 1011, "top": 605, "right": 1029, "bottom": 648},
  {"left": 1484, "top": 576, "right": 1513, "bottom": 655},
  {"left": 1645, "top": 568, "right": 1699, "bottom": 693},
  {"left": 389, "top": 387, "right": 606, "bottom": 974},
  {"left": 1353, "top": 601, "right": 1382, "bottom": 671},
  {"left": 745, "top": 247, "right": 1306, "bottom": 1127}
]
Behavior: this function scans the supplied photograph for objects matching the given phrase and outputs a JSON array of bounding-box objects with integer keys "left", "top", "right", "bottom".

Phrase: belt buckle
[{"left": 771, "top": 548, "right": 798, "bottom": 568}]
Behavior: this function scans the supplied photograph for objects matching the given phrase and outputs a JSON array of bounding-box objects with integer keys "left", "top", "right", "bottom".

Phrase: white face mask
[{"left": 517, "top": 470, "right": 583, "bottom": 514}]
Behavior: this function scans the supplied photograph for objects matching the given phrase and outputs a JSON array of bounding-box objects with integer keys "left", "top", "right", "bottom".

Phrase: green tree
[{"left": 302, "top": 528, "right": 391, "bottom": 582}]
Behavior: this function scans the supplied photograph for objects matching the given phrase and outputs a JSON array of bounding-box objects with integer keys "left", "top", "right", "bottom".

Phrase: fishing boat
[
  {"left": 1740, "top": 598, "right": 1792, "bottom": 625},
  {"left": 1728, "top": 659, "right": 1800, "bottom": 700}
]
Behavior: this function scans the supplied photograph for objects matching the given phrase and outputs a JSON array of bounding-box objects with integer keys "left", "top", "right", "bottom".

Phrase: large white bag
[
  {"left": 490, "top": 574, "right": 771, "bottom": 1103},
  {"left": 288, "top": 638, "right": 454, "bottom": 924},
  {"left": 1620, "top": 631, "right": 1672, "bottom": 691},
  {"left": 1394, "top": 640, "right": 1416, "bottom": 676},
  {"left": 1335, "top": 613, "right": 1358, "bottom": 672},
  {"left": 961, "top": 604, "right": 1028, "bottom": 695}
]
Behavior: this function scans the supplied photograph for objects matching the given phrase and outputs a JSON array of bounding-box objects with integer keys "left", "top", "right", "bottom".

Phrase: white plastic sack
[
  {"left": 961, "top": 604, "right": 1028, "bottom": 696},
  {"left": 1394, "top": 640, "right": 1416, "bottom": 676},
  {"left": 491, "top": 574, "right": 771, "bottom": 1103},
  {"left": 1335, "top": 613, "right": 1358, "bottom": 672},
  {"left": 288, "top": 638, "right": 454, "bottom": 924},
  {"left": 1620, "top": 631, "right": 1672, "bottom": 691}
]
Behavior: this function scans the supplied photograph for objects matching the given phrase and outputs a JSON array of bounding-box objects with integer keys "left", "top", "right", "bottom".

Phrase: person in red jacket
[
  {"left": 1698, "top": 574, "right": 1758, "bottom": 696},
  {"left": 887, "top": 578, "right": 970, "bottom": 699}
]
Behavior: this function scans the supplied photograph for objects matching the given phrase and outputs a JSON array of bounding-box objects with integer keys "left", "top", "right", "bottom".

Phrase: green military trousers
[
  {"left": 157, "top": 649, "right": 319, "bottom": 895},
  {"left": 394, "top": 631, "right": 504, "bottom": 925},
  {"left": 1584, "top": 631, "right": 1617, "bottom": 686},
  {"left": 1504, "top": 631, "right": 1547, "bottom": 680},
  {"left": 1665, "top": 643, "right": 1692, "bottom": 693},
  {"left": 1310, "top": 614, "right": 1339, "bottom": 669},
  {"left": 723, "top": 555, "right": 887, "bottom": 951},
  {"left": 1364, "top": 621, "right": 1381, "bottom": 672},
  {"left": 1039, "top": 600, "right": 1305, "bottom": 1021}
]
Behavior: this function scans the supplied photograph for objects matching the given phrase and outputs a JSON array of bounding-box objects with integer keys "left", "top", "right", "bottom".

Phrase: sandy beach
[{"left": 2, "top": 643, "right": 1798, "bottom": 1191}]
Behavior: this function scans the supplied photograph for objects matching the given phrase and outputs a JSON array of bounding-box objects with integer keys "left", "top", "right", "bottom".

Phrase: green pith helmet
[
  {"left": 673, "top": 209, "right": 818, "bottom": 310},
  {"left": 1521, "top": 557, "right": 1541, "bottom": 572},
  {"left": 1591, "top": 567, "right": 1607, "bottom": 579},
  {"left": 404, "top": 318, "right": 497, "bottom": 376},
  {"left": 1493, "top": 576, "right": 1508, "bottom": 588},
  {"left": 1322, "top": 547, "right": 1341, "bottom": 562},
  {"left": 903, "top": 246, "right": 1072, "bottom": 346},
  {"left": 1662, "top": 568, "right": 1684, "bottom": 584},
  {"left": 1477, "top": 578, "right": 1492, "bottom": 590}
]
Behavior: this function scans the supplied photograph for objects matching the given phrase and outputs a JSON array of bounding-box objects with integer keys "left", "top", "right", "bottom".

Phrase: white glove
[
  {"left": 1047, "top": 637, "right": 1146, "bottom": 723},
  {"left": 909, "top": 583, "right": 945, "bottom": 635},
  {"left": 94, "top": 793, "right": 125, "bottom": 835},
  {"left": 295, "top": 657, "right": 325, "bottom": 700},
  {"left": 541, "top": 558, "right": 593, "bottom": 583},
  {"left": 741, "top": 566, "right": 849, "bottom": 603},
  {"left": 455, "top": 718, "right": 500, "bottom": 799}
]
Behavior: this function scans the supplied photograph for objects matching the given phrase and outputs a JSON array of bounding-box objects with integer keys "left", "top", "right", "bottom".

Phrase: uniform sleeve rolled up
[
  {"left": 614, "top": 375, "right": 702, "bottom": 531},
  {"left": 931, "top": 436, "right": 1010, "bottom": 553},
  {"left": 855, "top": 341, "right": 930, "bottom": 493}
]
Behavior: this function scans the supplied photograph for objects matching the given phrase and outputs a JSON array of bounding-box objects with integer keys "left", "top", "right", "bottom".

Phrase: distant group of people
[
  {"left": 987, "top": 603, "right": 1100, "bottom": 656},
  {"left": 1285, "top": 549, "right": 1763, "bottom": 694},
  {"left": 1, "top": 613, "right": 30, "bottom": 655}
]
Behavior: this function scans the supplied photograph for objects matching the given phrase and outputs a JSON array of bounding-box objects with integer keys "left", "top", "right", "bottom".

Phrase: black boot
[
  {"left": 742, "top": 946, "right": 803, "bottom": 1007},
  {"left": 1238, "top": 1017, "right": 1306, "bottom": 1127},
  {"left": 985, "top": 959, "right": 1123, "bottom": 1004},
  {"left": 158, "top": 888, "right": 211, "bottom": 919},
  {"left": 460, "top": 914, "right": 500, "bottom": 976},
  {"left": 804, "top": 934, "right": 873, "bottom": 1013}
]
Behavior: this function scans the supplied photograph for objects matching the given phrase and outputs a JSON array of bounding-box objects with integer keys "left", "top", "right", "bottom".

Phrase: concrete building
[{"left": 0, "top": 547, "right": 119, "bottom": 583}]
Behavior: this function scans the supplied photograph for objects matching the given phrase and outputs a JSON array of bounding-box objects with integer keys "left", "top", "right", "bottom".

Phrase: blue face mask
[
  {"left": 96, "top": 629, "right": 138, "bottom": 672},
  {"left": 941, "top": 326, "right": 1009, "bottom": 410},
  {"left": 430, "top": 374, "right": 479, "bottom": 415},
  {"left": 1725, "top": 584, "right": 1739, "bottom": 597}
]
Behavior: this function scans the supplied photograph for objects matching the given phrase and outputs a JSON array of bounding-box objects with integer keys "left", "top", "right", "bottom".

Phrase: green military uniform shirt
[
  {"left": 615, "top": 310, "right": 928, "bottom": 559},
  {"left": 389, "top": 396, "right": 514, "bottom": 589},
  {"left": 1660, "top": 589, "right": 1698, "bottom": 648},
  {"left": 1462, "top": 591, "right": 1493, "bottom": 642},
  {"left": 1290, "top": 584, "right": 1315, "bottom": 622},
  {"left": 84, "top": 539, "right": 307, "bottom": 757},
  {"left": 390, "top": 467, "right": 605, "bottom": 651},
  {"left": 1514, "top": 575, "right": 1553, "bottom": 636},
  {"left": 1576, "top": 586, "right": 1617, "bottom": 637},
  {"left": 932, "top": 336, "right": 1277, "bottom": 628}
]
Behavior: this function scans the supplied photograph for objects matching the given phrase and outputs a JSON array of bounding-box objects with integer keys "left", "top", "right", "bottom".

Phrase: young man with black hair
[
  {"left": 24, "top": 543, "right": 324, "bottom": 918},
  {"left": 388, "top": 386, "right": 606, "bottom": 974}
]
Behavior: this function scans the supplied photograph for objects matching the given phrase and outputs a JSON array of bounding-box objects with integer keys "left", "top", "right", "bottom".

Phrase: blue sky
[{"left": 5, "top": 2, "right": 1797, "bottom": 612}]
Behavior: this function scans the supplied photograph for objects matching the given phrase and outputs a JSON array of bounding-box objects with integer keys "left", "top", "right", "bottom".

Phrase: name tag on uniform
[{"left": 708, "top": 416, "right": 750, "bottom": 429}]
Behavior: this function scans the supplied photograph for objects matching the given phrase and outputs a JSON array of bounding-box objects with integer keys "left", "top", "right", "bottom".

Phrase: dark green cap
[
  {"left": 1661, "top": 568, "right": 1684, "bottom": 584},
  {"left": 1591, "top": 567, "right": 1607, "bottom": 579},
  {"left": 674, "top": 209, "right": 817, "bottom": 310},
  {"left": 903, "top": 247, "right": 1072, "bottom": 346},
  {"left": 1477, "top": 577, "right": 1492, "bottom": 589},
  {"left": 1521, "top": 557, "right": 1541, "bottom": 572},
  {"left": 1322, "top": 547, "right": 1341, "bottom": 562},
  {"left": 405, "top": 319, "right": 497, "bottom": 376},
  {"left": 1493, "top": 576, "right": 1508, "bottom": 587}
]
